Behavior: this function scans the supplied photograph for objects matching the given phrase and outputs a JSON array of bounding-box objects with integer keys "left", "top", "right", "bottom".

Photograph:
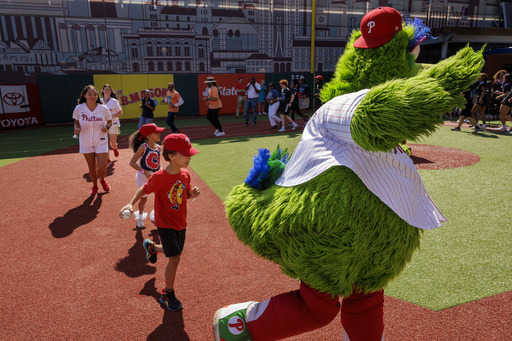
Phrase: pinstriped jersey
[
  {"left": 275, "top": 89, "right": 446, "bottom": 230},
  {"left": 101, "top": 97, "right": 122, "bottom": 127},
  {"left": 72, "top": 103, "right": 112, "bottom": 147}
]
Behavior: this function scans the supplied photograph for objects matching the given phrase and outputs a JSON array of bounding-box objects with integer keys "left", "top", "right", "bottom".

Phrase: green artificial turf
[
  {"left": 0, "top": 116, "right": 242, "bottom": 167},
  {"left": 193, "top": 124, "right": 512, "bottom": 311}
]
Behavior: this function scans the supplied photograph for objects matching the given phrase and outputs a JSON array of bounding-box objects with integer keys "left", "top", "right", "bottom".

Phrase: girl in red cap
[
  {"left": 128, "top": 123, "right": 165, "bottom": 228},
  {"left": 120, "top": 133, "right": 201, "bottom": 311}
]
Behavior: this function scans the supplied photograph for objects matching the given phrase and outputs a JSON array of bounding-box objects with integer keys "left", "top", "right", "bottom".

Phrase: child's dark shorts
[{"left": 157, "top": 227, "right": 186, "bottom": 257}]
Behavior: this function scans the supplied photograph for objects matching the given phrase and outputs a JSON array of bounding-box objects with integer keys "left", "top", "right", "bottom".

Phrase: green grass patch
[{"left": 0, "top": 116, "right": 243, "bottom": 167}]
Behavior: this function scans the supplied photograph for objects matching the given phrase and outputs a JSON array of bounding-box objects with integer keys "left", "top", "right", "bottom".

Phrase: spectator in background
[
  {"left": 496, "top": 73, "right": 512, "bottom": 133},
  {"left": 314, "top": 75, "right": 324, "bottom": 110},
  {"left": 265, "top": 82, "right": 281, "bottom": 129},
  {"left": 491, "top": 70, "right": 507, "bottom": 120},
  {"left": 243, "top": 77, "right": 261, "bottom": 126},
  {"left": 451, "top": 81, "right": 481, "bottom": 132},
  {"left": 163, "top": 83, "right": 184, "bottom": 134},
  {"left": 139, "top": 90, "right": 156, "bottom": 129},
  {"left": 277, "top": 79, "right": 299, "bottom": 132},
  {"left": 258, "top": 79, "right": 267, "bottom": 116},
  {"left": 471, "top": 73, "right": 488, "bottom": 131},
  {"left": 101, "top": 84, "right": 123, "bottom": 165},
  {"left": 289, "top": 79, "right": 301, "bottom": 123},
  {"left": 235, "top": 77, "right": 246, "bottom": 119},
  {"left": 73, "top": 85, "right": 112, "bottom": 196},
  {"left": 298, "top": 77, "right": 311, "bottom": 126},
  {"left": 202, "top": 76, "right": 225, "bottom": 137}
]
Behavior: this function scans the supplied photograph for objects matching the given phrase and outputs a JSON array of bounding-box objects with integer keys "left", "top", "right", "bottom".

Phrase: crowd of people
[{"left": 451, "top": 70, "right": 512, "bottom": 134}]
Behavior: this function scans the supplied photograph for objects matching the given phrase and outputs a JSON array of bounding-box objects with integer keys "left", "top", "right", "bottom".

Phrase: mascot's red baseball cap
[
  {"left": 138, "top": 123, "right": 165, "bottom": 140},
  {"left": 163, "top": 133, "right": 200, "bottom": 157},
  {"left": 353, "top": 6, "right": 403, "bottom": 49}
]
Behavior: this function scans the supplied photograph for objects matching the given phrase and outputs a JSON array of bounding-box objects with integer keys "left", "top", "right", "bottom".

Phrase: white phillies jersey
[
  {"left": 275, "top": 89, "right": 446, "bottom": 230},
  {"left": 72, "top": 103, "right": 112, "bottom": 147},
  {"left": 101, "top": 97, "right": 122, "bottom": 126}
]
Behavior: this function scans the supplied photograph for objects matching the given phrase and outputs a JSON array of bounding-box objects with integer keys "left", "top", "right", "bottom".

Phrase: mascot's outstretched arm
[{"left": 352, "top": 45, "right": 484, "bottom": 152}]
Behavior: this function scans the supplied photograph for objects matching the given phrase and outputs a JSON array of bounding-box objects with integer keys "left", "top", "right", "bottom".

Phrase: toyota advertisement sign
[{"left": 0, "top": 85, "right": 44, "bottom": 129}]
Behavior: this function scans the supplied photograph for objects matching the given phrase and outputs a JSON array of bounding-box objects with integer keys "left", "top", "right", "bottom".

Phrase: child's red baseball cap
[
  {"left": 163, "top": 133, "right": 200, "bottom": 157},
  {"left": 353, "top": 7, "right": 403, "bottom": 49},
  {"left": 138, "top": 123, "right": 165, "bottom": 140}
]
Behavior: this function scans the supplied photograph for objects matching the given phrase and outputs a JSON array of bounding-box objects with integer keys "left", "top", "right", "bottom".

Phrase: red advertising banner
[
  {"left": 197, "top": 74, "right": 265, "bottom": 116},
  {"left": 0, "top": 84, "right": 44, "bottom": 129}
]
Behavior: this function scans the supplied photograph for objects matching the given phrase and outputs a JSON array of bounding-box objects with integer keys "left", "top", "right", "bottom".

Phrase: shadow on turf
[
  {"left": 48, "top": 194, "right": 103, "bottom": 238},
  {"left": 115, "top": 228, "right": 157, "bottom": 278},
  {"left": 140, "top": 277, "right": 190, "bottom": 341}
]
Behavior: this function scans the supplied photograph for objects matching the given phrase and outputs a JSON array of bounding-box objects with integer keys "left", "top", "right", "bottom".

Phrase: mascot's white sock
[{"left": 341, "top": 289, "right": 384, "bottom": 341}]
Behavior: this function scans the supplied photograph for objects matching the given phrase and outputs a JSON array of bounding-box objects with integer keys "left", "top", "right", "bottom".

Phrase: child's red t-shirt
[{"left": 143, "top": 168, "right": 191, "bottom": 230}]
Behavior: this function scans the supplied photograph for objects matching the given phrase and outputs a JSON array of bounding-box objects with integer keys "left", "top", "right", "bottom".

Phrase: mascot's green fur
[{"left": 226, "top": 21, "right": 484, "bottom": 298}]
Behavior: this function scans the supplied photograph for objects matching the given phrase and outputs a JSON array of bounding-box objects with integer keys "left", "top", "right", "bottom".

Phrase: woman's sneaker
[
  {"left": 90, "top": 186, "right": 98, "bottom": 196},
  {"left": 159, "top": 288, "right": 183, "bottom": 311},
  {"left": 100, "top": 179, "right": 110, "bottom": 192},
  {"left": 215, "top": 131, "right": 225, "bottom": 137},
  {"left": 213, "top": 301, "right": 257, "bottom": 341},
  {"left": 143, "top": 239, "right": 157, "bottom": 263}
]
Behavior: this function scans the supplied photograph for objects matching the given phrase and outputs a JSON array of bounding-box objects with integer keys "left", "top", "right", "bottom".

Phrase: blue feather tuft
[{"left": 244, "top": 146, "right": 289, "bottom": 189}]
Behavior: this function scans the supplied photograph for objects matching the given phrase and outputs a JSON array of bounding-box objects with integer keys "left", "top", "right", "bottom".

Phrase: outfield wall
[{"left": 1, "top": 72, "right": 332, "bottom": 129}]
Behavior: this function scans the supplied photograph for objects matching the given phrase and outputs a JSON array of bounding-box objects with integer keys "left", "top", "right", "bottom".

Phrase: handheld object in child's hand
[{"left": 122, "top": 210, "right": 131, "bottom": 220}]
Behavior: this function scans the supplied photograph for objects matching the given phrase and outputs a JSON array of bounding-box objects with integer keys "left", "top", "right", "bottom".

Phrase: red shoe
[
  {"left": 113, "top": 149, "right": 119, "bottom": 157},
  {"left": 100, "top": 180, "right": 110, "bottom": 192},
  {"left": 90, "top": 186, "right": 98, "bottom": 196}
]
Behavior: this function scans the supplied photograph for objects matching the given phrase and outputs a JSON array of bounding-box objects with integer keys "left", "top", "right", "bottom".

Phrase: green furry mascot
[{"left": 213, "top": 7, "right": 484, "bottom": 341}]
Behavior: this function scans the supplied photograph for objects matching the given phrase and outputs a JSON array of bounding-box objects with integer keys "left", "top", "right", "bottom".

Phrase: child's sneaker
[
  {"left": 213, "top": 301, "right": 257, "bottom": 341},
  {"left": 149, "top": 210, "right": 155, "bottom": 223},
  {"left": 90, "top": 186, "right": 98, "bottom": 196},
  {"left": 292, "top": 123, "right": 299, "bottom": 130},
  {"left": 143, "top": 239, "right": 157, "bottom": 263},
  {"left": 136, "top": 218, "right": 145, "bottom": 229},
  {"left": 159, "top": 288, "right": 183, "bottom": 311},
  {"left": 100, "top": 179, "right": 110, "bottom": 192}
]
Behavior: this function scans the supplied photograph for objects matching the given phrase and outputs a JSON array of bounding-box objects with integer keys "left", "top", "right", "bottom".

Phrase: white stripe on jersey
[
  {"left": 102, "top": 97, "right": 122, "bottom": 126},
  {"left": 275, "top": 89, "right": 446, "bottom": 230},
  {"left": 72, "top": 103, "right": 112, "bottom": 147}
]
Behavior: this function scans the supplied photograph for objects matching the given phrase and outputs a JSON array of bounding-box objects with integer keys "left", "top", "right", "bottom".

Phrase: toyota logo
[{"left": 3, "top": 92, "right": 25, "bottom": 106}]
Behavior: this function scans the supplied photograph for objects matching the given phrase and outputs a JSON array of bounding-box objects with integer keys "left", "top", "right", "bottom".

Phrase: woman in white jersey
[
  {"left": 101, "top": 84, "right": 123, "bottom": 164},
  {"left": 73, "top": 85, "right": 113, "bottom": 196}
]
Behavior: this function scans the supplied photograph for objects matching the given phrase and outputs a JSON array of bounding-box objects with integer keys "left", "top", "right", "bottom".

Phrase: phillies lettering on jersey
[{"left": 80, "top": 114, "right": 104, "bottom": 121}]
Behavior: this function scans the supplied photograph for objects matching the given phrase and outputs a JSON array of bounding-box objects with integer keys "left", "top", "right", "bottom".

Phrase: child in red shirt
[{"left": 120, "top": 133, "right": 201, "bottom": 311}]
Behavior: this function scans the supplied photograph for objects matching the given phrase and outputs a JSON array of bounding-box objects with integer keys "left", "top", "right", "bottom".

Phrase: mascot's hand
[
  {"left": 350, "top": 45, "right": 484, "bottom": 153},
  {"left": 416, "top": 45, "right": 485, "bottom": 99}
]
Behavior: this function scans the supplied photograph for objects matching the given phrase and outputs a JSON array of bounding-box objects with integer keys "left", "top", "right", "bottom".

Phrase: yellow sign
[{"left": 93, "top": 74, "right": 174, "bottom": 119}]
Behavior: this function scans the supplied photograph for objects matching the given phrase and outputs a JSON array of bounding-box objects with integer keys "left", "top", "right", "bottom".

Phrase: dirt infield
[{"left": 1, "top": 120, "right": 510, "bottom": 340}]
